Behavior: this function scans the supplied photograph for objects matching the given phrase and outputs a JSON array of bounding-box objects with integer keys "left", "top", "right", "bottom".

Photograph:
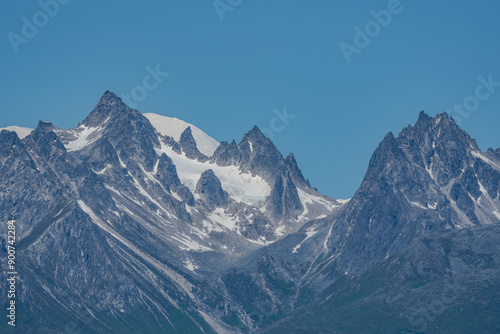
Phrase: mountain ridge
[{"left": 0, "top": 93, "right": 498, "bottom": 333}]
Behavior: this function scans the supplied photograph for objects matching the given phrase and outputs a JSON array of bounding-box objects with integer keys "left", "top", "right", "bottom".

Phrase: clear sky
[{"left": 1, "top": 0, "right": 499, "bottom": 199}]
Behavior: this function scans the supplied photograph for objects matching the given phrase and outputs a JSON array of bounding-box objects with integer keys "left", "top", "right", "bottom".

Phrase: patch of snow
[
  {"left": 189, "top": 225, "right": 209, "bottom": 239},
  {"left": 305, "top": 228, "right": 318, "bottom": 240},
  {"left": 493, "top": 211, "right": 500, "bottom": 220},
  {"left": 296, "top": 188, "right": 339, "bottom": 221},
  {"left": 246, "top": 236, "right": 269, "bottom": 246},
  {"left": 425, "top": 163, "right": 437, "bottom": 182},
  {"left": 410, "top": 201, "right": 428, "bottom": 210},
  {"left": 202, "top": 220, "right": 224, "bottom": 233},
  {"left": 208, "top": 208, "right": 237, "bottom": 231},
  {"left": 336, "top": 198, "right": 351, "bottom": 205},
  {"left": 64, "top": 125, "right": 103, "bottom": 152},
  {"left": 153, "top": 159, "right": 159, "bottom": 174},
  {"left": 404, "top": 195, "right": 429, "bottom": 210},
  {"left": 96, "top": 164, "right": 113, "bottom": 175},
  {"left": 293, "top": 226, "right": 319, "bottom": 254},
  {"left": 144, "top": 113, "right": 219, "bottom": 156},
  {"left": 275, "top": 225, "right": 285, "bottom": 237},
  {"left": 156, "top": 142, "right": 271, "bottom": 206},
  {"left": 478, "top": 180, "right": 489, "bottom": 198},
  {"left": 298, "top": 188, "right": 339, "bottom": 210},
  {"left": 0, "top": 126, "right": 33, "bottom": 139},
  {"left": 118, "top": 155, "right": 127, "bottom": 168},
  {"left": 171, "top": 234, "right": 212, "bottom": 252},
  {"left": 171, "top": 191, "right": 183, "bottom": 201},
  {"left": 184, "top": 260, "right": 198, "bottom": 272},
  {"left": 472, "top": 151, "right": 500, "bottom": 171},
  {"left": 323, "top": 222, "right": 335, "bottom": 250}
]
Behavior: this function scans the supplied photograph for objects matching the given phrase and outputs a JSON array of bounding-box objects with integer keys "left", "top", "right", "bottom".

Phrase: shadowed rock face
[
  {"left": 195, "top": 169, "right": 229, "bottom": 209},
  {"left": 179, "top": 126, "right": 208, "bottom": 161}
]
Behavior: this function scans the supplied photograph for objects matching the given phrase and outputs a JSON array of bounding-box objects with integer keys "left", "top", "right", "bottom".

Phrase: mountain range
[{"left": 0, "top": 91, "right": 499, "bottom": 333}]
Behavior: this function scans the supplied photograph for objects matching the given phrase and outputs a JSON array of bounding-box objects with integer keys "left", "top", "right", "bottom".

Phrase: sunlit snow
[
  {"left": 156, "top": 142, "right": 271, "bottom": 206},
  {"left": 144, "top": 113, "right": 219, "bottom": 156}
]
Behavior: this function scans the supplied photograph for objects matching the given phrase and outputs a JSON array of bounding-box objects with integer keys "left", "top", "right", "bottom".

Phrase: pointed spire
[
  {"left": 243, "top": 125, "right": 267, "bottom": 142},
  {"left": 96, "top": 90, "right": 127, "bottom": 109},
  {"left": 418, "top": 110, "right": 429, "bottom": 121},
  {"left": 179, "top": 126, "right": 205, "bottom": 160},
  {"left": 83, "top": 90, "right": 132, "bottom": 127},
  {"left": 180, "top": 127, "right": 196, "bottom": 146}
]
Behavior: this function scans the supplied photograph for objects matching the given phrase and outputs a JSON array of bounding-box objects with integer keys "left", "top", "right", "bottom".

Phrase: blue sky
[{"left": 1, "top": 0, "right": 499, "bottom": 199}]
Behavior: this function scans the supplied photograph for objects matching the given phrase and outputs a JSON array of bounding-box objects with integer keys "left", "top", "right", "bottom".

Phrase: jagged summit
[
  {"left": 34, "top": 120, "right": 58, "bottom": 133},
  {"left": 98, "top": 90, "right": 124, "bottom": 107},
  {"left": 415, "top": 110, "right": 450, "bottom": 123},
  {"left": 243, "top": 125, "right": 268, "bottom": 143},
  {"left": 82, "top": 90, "right": 133, "bottom": 127},
  {"left": 401, "top": 110, "right": 479, "bottom": 152},
  {"left": 412, "top": 111, "right": 455, "bottom": 129},
  {"left": 418, "top": 110, "right": 429, "bottom": 119}
]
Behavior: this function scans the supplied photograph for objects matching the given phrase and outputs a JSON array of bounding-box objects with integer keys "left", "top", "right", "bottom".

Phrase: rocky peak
[
  {"left": 242, "top": 125, "right": 268, "bottom": 143},
  {"left": 402, "top": 112, "right": 477, "bottom": 149},
  {"left": 0, "top": 128, "right": 22, "bottom": 144},
  {"left": 0, "top": 130, "right": 26, "bottom": 162},
  {"left": 34, "top": 120, "right": 59, "bottom": 133},
  {"left": 179, "top": 126, "right": 206, "bottom": 160},
  {"left": 97, "top": 90, "right": 125, "bottom": 109},
  {"left": 28, "top": 121, "right": 65, "bottom": 152},
  {"left": 210, "top": 140, "right": 241, "bottom": 166},
  {"left": 195, "top": 169, "right": 228, "bottom": 209},
  {"left": 238, "top": 126, "right": 285, "bottom": 180},
  {"left": 82, "top": 91, "right": 132, "bottom": 128}
]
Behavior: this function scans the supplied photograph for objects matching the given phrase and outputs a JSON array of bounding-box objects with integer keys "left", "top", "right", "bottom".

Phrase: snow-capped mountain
[
  {"left": 0, "top": 91, "right": 341, "bottom": 333},
  {"left": 0, "top": 94, "right": 499, "bottom": 333}
]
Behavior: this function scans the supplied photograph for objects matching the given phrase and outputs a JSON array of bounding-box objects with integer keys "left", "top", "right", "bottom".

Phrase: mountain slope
[{"left": 262, "top": 223, "right": 500, "bottom": 334}]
